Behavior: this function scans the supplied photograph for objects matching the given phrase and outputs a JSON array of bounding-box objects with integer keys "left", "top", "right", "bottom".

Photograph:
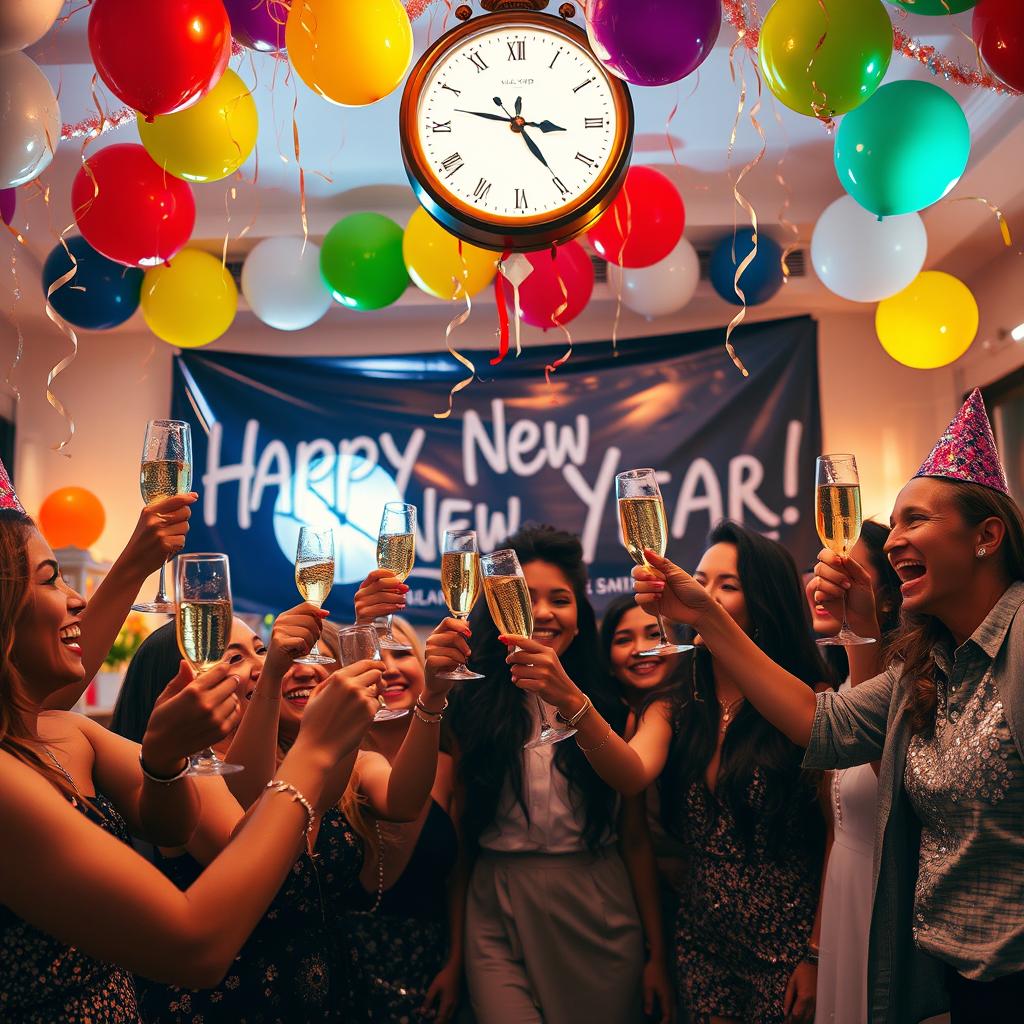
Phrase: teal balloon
[
  {"left": 319, "top": 213, "right": 408, "bottom": 311},
  {"left": 834, "top": 80, "right": 970, "bottom": 217},
  {"left": 886, "top": 1, "right": 976, "bottom": 14}
]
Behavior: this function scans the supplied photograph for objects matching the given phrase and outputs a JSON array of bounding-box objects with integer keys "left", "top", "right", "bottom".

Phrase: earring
[{"left": 977, "top": 546, "right": 987, "bottom": 558}]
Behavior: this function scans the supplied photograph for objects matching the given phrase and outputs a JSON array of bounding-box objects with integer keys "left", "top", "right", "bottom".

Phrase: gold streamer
[
  {"left": 770, "top": 94, "right": 800, "bottom": 279},
  {"left": 291, "top": 90, "right": 308, "bottom": 250},
  {"left": 43, "top": 232, "right": 82, "bottom": 454},
  {"left": 544, "top": 245, "right": 573, "bottom": 387},
  {"left": 4, "top": 251, "right": 24, "bottom": 404},
  {"left": 807, "top": 0, "right": 834, "bottom": 127},
  {"left": 610, "top": 187, "right": 632, "bottom": 355},
  {"left": 944, "top": 195, "right": 1013, "bottom": 248},
  {"left": 434, "top": 291, "right": 475, "bottom": 420}
]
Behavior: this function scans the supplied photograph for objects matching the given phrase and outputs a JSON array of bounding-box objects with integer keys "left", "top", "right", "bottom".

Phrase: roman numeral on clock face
[
  {"left": 515, "top": 188, "right": 529, "bottom": 210},
  {"left": 432, "top": 121, "right": 452, "bottom": 133},
  {"left": 441, "top": 152, "right": 464, "bottom": 177},
  {"left": 441, "top": 82, "right": 461, "bottom": 97},
  {"left": 573, "top": 78, "right": 594, "bottom": 93},
  {"left": 575, "top": 152, "right": 596, "bottom": 167},
  {"left": 507, "top": 40, "right": 526, "bottom": 61},
  {"left": 585, "top": 117, "right": 604, "bottom": 129},
  {"left": 552, "top": 177, "right": 569, "bottom": 197},
  {"left": 473, "top": 177, "right": 493, "bottom": 202},
  {"left": 465, "top": 51, "right": 488, "bottom": 72}
]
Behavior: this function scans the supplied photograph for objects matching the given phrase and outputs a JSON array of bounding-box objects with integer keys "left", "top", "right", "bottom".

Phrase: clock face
[{"left": 414, "top": 21, "right": 623, "bottom": 227}]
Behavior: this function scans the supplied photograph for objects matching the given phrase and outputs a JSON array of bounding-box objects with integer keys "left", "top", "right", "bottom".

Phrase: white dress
[{"left": 815, "top": 682, "right": 879, "bottom": 1024}]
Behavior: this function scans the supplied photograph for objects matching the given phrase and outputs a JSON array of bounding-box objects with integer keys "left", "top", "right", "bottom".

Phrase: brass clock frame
[{"left": 399, "top": 10, "right": 634, "bottom": 253}]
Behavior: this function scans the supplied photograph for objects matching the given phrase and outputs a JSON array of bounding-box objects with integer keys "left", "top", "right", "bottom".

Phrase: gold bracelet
[
  {"left": 265, "top": 780, "right": 316, "bottom": 844},
  {"left": 556, "top": 694, "right": 592, "bottom": 728},
  {"left": 414, "top": 696, "right": 447, "bottom": 724},
  {"left": 576, "top": 725, "right": 612, "bottom": 754}
]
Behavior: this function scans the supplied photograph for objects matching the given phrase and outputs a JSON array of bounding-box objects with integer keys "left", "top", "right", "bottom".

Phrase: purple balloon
[
  {"left": 586, "top": 0, "right": 722, "bottom": 87},
  {"left": 0, "top": 189, "right": 14, "bottom": 227},
  {"left": 223, "top": 0, "right": 286, "bottom": 53}
]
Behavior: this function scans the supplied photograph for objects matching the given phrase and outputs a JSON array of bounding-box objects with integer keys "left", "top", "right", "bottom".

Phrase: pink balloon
[{"left": 502, "top": 242, "right": 594, "bottom": 329}]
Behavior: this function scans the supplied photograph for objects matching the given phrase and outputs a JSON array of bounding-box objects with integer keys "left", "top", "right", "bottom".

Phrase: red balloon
[
  {"left": 71, "top": 145, "right": 196, "bottom": 268},
  {"left": 587, "top": 166, "right": 685, "bottom": 269},
  {"left": 88, "top": 0, "right": 231, "bottom": 119},
  {"left": 502, "top": 242, "right": 594, "bottom": 329},
  {"left": 973, "top": 0, "right": 1024, "bottom": 93}
]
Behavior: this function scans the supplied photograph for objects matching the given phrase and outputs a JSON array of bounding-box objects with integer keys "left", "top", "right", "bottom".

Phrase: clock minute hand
[
  {"left": 520, "top": 126, "right": 552, "bottom": 171},
  {"left": 454, "top": 108, "right": 512, "bottom": 123}
]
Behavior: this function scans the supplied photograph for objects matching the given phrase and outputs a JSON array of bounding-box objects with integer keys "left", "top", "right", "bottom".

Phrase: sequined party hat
[
  {"left": 914, "top": 388, "right": 1009, "bottom": 496},
  {"left": 0, "top": 455, "right": 25, "bottom": 513}
]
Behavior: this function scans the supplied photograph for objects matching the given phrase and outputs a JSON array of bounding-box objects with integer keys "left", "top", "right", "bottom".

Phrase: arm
[
  {"left": 224, "top": 603, "right": 328, "bottom": 808},
  {"left": 47, "top": 494, "right": 197, "bottom": 711},
  {"left": 620, "top": 794, "right": 674, "bottom": 1024},
  {"left": 0, "top": 666, "right": 378, "bottom": 989}
]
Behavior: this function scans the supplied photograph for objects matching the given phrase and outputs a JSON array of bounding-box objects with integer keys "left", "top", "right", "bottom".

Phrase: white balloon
[
  {"left": 811, "top": 196, "right": 927, "bottom": 303},
  {"left": 0, "top": 51, "right": 60, "bottom": 188},
  {"left": 606, "top": 236, "right": 700, "bottom": 319},
  {"left": 242, "top": 237, "right": 332, "bottom": 331},
  {"left": 0, "top": 0, "right": 64, "bottom": 56}
]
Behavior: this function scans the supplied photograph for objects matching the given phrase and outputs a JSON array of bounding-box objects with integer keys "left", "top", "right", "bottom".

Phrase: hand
[
  {"left": 354, "top": 568, "right": 408, "bottom": 625},
  {"left": 264, "top": 602, "right": 330, "bottom": 681},
  {"left": 421, "top": 959, "right": 461, "bottom": 1023},
  {"left": 423, "top": 617, "right": 471, "bottom": 698},
  {"left": 295, "top": 660, "right": 383, "bottom": 784},
  {"left": 502, "top": 635, "right": 584, "bottom": 716},
  {"left": 124, "top": 493, "right": 197, "bottom": 577},
  {"left": 632, "top": 549, "right": 717, "bottom": 630},
  {"left": 808, "top": 549, "right": 880, "bottom": 636},
  {"left": 141, "top": 661, "right": 242, "bottom": 774},
  {"left": 783, "top": 960, "right": 816, "bottom": 1024},
  {"left": 642, "top": 955, "right": 675, "bottom": 1024}
]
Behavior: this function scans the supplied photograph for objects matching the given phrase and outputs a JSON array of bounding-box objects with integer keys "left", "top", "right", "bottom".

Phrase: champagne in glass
[
  {"left": 133, "top": 419, "right": 193, "bottom": 614},
  {"left": 294, "top": 526, "right": 336, "bottom": 666},
  {"left": 375, "top": 502, "right": 417, "bottom": 651},
  {"left": 336, "top": 624, "right": 407, "bottom": 723},
  {"left": 615, "top": 469, "right": 693, "bottom": 658},
  {"left": 438, "top": 530, "right": 484, "bottom": 681},
  {"left": 815, "top": 455, "right": 876, "bottom": 648},
  {"left": 176, "top": 553, "right": 243, "bottom": 776},
  {"left": 480, "top": 548, "right": 574, "bottom": 749}
]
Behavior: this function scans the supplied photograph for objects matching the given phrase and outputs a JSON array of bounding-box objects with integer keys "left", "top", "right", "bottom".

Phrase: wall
[{"left": 6, "top": 301, "right": 970, "bottom": 584}]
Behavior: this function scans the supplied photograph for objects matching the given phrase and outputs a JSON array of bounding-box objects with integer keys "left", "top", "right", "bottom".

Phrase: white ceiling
[{"left": 11, "top": 1, "right": 1024, "bottom": 330}]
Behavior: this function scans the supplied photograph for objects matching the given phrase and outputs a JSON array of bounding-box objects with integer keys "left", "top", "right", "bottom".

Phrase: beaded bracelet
[
  {"left": 265, "top": 779, "right": 316, "bottom": 845},
  {"left": 414, "top": 695, "right": 447, "bottom": 724},
  {"left": 576, "top": 725, "right": 612, "bottom": 754}
]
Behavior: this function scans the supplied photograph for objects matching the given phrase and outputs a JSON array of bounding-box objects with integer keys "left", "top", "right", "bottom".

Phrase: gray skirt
[{"left": 465, "top": 847, "right": 645, "bottom": 1024}]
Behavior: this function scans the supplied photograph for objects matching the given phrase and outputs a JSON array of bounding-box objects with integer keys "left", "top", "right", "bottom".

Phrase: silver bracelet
[
  {"left": 138, "top": 752, "right": 190, "bottom": 785},
  {"left": 414, "top": 696, "right": 448, "bottom": 723},
  {"left": 265, "top": 779, "right": 316, "bottom": 844}
]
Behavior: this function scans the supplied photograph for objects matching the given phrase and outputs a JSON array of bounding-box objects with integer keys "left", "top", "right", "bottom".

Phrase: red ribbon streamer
[{"left": 491, "top": 248, "right": 513, "bottom": 367}]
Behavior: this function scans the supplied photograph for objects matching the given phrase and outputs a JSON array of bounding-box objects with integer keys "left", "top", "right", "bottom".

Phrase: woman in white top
[
  {"left": 811, "top": 522, "right": 903, "bottom": 1024},
  {"left": 448, "top": 525, "right": 647, "bottom": 1024}
]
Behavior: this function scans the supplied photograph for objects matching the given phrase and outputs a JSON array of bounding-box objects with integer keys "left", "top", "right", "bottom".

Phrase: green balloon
[
  {"left": 886, "top": 0, "right": 976, "bottom": 14},
  {"left": 834, "top": 80, "right": 971, "bottom": 217},
  {"left": 320, "top": 212, "right": 409, "bottom": 311}
]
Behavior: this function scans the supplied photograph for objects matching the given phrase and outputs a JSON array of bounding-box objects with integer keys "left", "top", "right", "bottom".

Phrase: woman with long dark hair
[
  {"left": 0, "top": 462, "right": 381, "bottom": 1022},
  {"left": 507, "top": 521, "right": 828, "bottom": 1024},
  {"left": 449, "top": 524, "right": 646, "bottom": 1023},
  {"left": 622, "top": 391, "right": 1024, "bottom": 1023}
]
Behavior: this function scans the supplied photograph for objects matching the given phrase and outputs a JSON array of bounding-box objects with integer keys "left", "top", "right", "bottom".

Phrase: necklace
[
  {"left": 717, "top": 694, "right": 745, "bottom": 735},
  {"left": 44, "top": 747, "right": 82, "bottom": 801}
]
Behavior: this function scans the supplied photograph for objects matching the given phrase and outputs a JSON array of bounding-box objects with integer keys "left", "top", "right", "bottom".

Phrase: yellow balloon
[
  {"left": 141, "top": 249, "right": 238, "bottom": 348},
  {"left": 137, "top": 70, "right": 257, "bottom": 183},
  {"left": 875, "top": 271, "right": 978, "bottom": 370},
  {"left": 286, "top": 0, "right": 413, "bottom": 107},
  {"left": 403, "top": 209, "right": 498, "bottom": 301}
]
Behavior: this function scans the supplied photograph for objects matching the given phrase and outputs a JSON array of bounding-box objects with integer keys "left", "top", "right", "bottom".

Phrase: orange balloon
[{"left": 38, "top": 487, "right": 106, "bottom": 550}]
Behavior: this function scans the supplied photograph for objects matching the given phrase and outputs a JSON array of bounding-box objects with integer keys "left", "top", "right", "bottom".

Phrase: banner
[{"left": 171, "top": 316, "right": 821, "bottom": 624}]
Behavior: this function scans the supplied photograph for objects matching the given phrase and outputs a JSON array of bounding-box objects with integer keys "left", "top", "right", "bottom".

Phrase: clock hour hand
[
  {"left": 454, "top": 108, "right": 512, "bottom": 123},
  {"left": 525, "top": 119, "right": 566, "bottom": 133}
]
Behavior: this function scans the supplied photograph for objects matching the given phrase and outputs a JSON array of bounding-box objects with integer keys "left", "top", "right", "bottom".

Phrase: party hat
[
  {"left": 0, "top": 456, "right": 25, "bottom": 514},
  {"left": 914, "top": 388, "right": 1009, "bottom": 495}
]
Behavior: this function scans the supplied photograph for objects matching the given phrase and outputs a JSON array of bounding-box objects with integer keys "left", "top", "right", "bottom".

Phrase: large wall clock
[{"left": 399, "top": 0, "right": 634, "bottom": 253}]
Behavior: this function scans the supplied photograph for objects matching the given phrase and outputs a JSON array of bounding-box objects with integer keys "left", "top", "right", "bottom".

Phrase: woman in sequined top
[
  {"left": 0, "top": 507, "right": 380, "bottom": 1023},
  {"left": 623, "top": 473, "right": 1024, "bottom": 1024},
  {"left": 516, "top": 521, "right": 829, "bottom": 1024}
]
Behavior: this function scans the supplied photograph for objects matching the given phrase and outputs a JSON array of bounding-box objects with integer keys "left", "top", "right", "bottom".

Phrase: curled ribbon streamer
[
  {"left": 544, "top": 245, "right": 573, "bottom": 388},
  {"left": 609, "top": 188, "right": 633, "bottom": 355},
  {"left": 491, "top": 248, "right": 513, "bottom": 366},
  {"left": 291, "top": 89, "right": 308, "bottom": 250},
  {"left": 43, "top": 234, "right": 81, "bottom": 454},
  {"left": 4, "top": 252, "right": 24, "bottom": 403},
  {"left": 769, "top": 94, "right": 800, "bottom": 279},
  {"left": 944, "top": 195, "right": 1013, "bottom": 248},
  {"left": 434, "top": 291, "right": 475, "bottom": 420},
  {"left": 806, "top": 0, "right": 834, "bottom": 128}
]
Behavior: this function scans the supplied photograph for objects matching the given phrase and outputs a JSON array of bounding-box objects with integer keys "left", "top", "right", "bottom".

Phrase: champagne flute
[
  {"left": 336, "top": 624, "right": 408, "bottom": 722},
  {"left": 438, "top": 529, "right": 484, "bottom": 681},
  {"left": 133, "top": 419, "right": 192, "bottom": 614},
  {"left": 176, "top": 553, "right": 243, "bottom": 776},
  {"left": 375, "top": 502, "right": 417, "bottom": 651},
  {"left": 815, "top": 455, "right": 876, "bottom": 648},
  {"left": 294, "top": 526, "right": 337, "bottom": 666},
  {"left": 615, "top": 469, "right": 693, "bottom": 658},
  {"left": 481, "top": 548, "right": 574, "bottom": 749}
]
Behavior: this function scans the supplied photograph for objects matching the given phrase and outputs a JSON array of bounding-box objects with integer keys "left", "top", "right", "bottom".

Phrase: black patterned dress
[
  {"left": 135, "top": 806, "right": 364, "bottom": 1023},
  {"left": 673, "top": 766, "right": 823, "bottom": 1024},
  {"left": 0, "top": 793, "right": 141, "bottom": 1023},
  {"left": 339, "top": 800, "right": 459, "bottom": 1022}
]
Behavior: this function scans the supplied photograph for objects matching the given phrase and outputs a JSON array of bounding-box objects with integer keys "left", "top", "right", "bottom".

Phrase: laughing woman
[{"left": 624, "top": 392, "right": 1024, "bottom": 1023}]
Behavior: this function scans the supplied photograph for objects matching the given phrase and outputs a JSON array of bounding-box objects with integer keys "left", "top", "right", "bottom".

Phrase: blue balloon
[
  {"left": 710, "top": 229, "right": 785, "bottom": 307},
  {"left": 42, "top": 235, "right": 143, "bottom": 330}
]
